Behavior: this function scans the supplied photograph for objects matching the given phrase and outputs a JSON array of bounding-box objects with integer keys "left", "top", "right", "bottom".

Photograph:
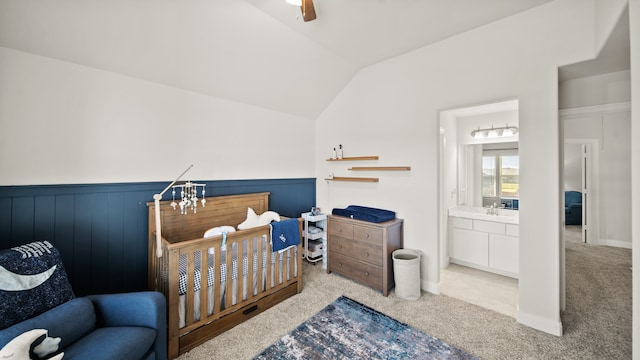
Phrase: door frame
[{"left": 563, "top": 139, "right": 599, "bottom": 244}]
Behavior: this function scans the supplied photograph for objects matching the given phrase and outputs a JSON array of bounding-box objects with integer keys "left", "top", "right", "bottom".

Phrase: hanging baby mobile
[
  {"left": 152, "top": 164, "right": 205, "bottom": 258},
  {"left": 170, "top": 180, "right": 206, "bottom": 214}
]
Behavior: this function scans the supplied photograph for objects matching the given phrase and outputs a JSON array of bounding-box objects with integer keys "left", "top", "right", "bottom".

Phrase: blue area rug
[{"left": 253, "top": 296, "right": 479, "bottom": 359}]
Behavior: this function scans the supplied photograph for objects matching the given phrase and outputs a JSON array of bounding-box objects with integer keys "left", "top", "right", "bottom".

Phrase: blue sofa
[
  {"left": 0, "top": 292, "right": 167, "bottom": 360},
  {"left": 0, "top": 241, "right": 166, "bottom": 360},
  {"left": 565, "top": 191, "right": 582, "bottom": 225}
]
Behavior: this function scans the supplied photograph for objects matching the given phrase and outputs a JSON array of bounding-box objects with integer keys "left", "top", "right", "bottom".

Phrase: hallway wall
[{"left": 562, "top": 103, "right": 631, "bottom": 247}]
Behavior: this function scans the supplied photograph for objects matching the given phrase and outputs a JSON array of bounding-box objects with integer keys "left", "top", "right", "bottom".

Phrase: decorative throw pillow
[
  {"left": 0, "top": 329, "right": 64, "bottom": 360},
  {"left": 237, "top": 208, "right": 280, "bottom": 230},
  {"left": 0, "top": 241, "right": 75, "bottom": 330}
]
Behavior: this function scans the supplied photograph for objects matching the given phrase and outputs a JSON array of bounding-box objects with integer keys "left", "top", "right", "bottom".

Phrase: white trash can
[{"left": 392, "top": 249, "right": 421, "bottom": 300}]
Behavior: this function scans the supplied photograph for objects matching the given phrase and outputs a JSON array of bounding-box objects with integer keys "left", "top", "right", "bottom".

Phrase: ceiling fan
[{"left": 286, "top": 0, "right": 316, "bottom": 22}]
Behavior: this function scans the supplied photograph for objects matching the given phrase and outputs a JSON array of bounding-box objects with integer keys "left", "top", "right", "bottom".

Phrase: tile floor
[
  {"left": 439, "top": 263, "right": 519, "bottom": 318},
  {"left": 439, "top": 228, "right": 581, "bottom": 317}
]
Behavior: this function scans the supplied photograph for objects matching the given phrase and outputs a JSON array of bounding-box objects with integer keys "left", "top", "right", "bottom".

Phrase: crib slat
[
  {"left": 167, "top": 248, "right": 181, "bottom": 359},
  {"left": 199, "top": 249, "right": 207, "bottom": 324},
  {"left": 185, "top": 251, "right": 195, "bottom": 327},
  {"left": 225, "top": 243, "right": 233, "bottom": 309},
  {"left": 247, "top": 238, "right": 254, "bottom": 299},
  {"left": 213, "top": 246, "right": 221, "bottom": 314},
  {"left": 274, "top": 248, "right": 281, "bottom": 287},
  {"left": 259, "top": 236, "right": 265, "bottom": 293},
  {"left": 266, "top": 237, "right": 273, "bottom": 290}
]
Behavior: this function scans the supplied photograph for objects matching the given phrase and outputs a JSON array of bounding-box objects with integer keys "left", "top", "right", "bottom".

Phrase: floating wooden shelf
[
  {"left": 348, "top": 166, "right": 411, "bottom": 171},
  {"left": 326, "top": 156, "right": 379, "bottom": 161},
  {"left": 324, "top": 177, "right": 379, "bottom": 182}
]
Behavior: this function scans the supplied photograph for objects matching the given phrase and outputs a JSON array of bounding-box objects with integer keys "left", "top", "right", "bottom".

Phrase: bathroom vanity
[{"left": 448, "top": 206, "right": 519, "bottom": 278}]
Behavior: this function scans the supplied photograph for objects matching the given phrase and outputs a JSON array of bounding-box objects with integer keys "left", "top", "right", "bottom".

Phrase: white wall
[
  {"left": 563, "top": 107, "right": 631, "bottom": 247},
  {"left": 563, "top": 143, "right": 582, "bottom": 191},
  {"left": 316, "top": 0, "right": 596, "bottom": 335},
  {"left": 628, "top": 1, "right": 639, "bottom": 357},
  {"left": 560, "top": 65, "right": 632, "bottom": 249},
  {"left": 559, "top": 70, "right": 631, "bottom": 109},
  {"left": 0, "top": 47, "right": 315, "bottom": 185},
  {"left": 439, "top": 112, "right": 458, "bottom": 273},
  {"left": 594, "top": 0, "right": 630, "bottom": 54}
]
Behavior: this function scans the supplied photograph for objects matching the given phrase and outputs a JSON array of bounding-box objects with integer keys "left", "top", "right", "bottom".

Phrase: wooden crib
[{"left": 147, "top": 192, "right": 303, "bottom": 359}]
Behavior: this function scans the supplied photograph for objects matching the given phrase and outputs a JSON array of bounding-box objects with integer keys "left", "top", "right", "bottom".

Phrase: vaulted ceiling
[{"left": 4, "top": 0, "right": 624, "bottom": 119}]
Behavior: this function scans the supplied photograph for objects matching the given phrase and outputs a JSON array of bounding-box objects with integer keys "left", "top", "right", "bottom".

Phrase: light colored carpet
[
  {"left": 177, "top": 241, "right": 631, "bottom": 360},
  {"left": 565, "top": 225, "right": 583, "bottom": 243}
]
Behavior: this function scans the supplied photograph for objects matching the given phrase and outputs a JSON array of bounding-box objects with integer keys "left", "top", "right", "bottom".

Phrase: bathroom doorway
[{"left": 438, "top": 99, "right": 520, "bottom": 317}]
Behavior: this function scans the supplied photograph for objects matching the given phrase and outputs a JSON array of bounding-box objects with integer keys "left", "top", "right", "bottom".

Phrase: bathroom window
[
  {"left": 482, "top": 151, "right": 519, "bottom": 198},
  {"left": 482, "top": 156, "right": 497, "bottom": 197}
]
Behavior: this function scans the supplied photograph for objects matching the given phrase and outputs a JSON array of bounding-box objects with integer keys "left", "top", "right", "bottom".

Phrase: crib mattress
[{"left": 332, "top": 205, "right": 396, "bottom": 223}]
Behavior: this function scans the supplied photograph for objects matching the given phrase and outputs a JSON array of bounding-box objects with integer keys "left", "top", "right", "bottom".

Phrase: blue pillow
[{"left": 0, "top": 241, "right": 75, "bottom": 330}]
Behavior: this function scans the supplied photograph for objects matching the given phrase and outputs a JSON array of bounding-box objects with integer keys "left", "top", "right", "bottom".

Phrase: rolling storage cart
[{"left": 301, "top": 212, "right": 327, "bottom": 266}]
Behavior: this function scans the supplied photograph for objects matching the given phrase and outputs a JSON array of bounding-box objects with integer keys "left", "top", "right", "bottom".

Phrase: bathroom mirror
[{"left": 443, "top": 99, "right": 520, "bottom": 208}]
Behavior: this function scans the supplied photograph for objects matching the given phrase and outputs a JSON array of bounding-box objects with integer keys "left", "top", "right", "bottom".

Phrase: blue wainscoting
[{"left": 0, "top": 178, "right": 316, "bottom": 296}]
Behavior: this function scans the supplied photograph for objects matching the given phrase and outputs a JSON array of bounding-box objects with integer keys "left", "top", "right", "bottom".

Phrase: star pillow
[
  {"left": 0, "top": 329, "right": 64, "bottom": 360},
  {"left": 237, "top": 208, "right": 280, "bottom": 230}
]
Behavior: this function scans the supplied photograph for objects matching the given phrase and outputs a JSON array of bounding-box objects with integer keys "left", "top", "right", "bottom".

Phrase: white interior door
[
  {"left": 580, "top": 143, "right": 590, "bottom": 243},
  {"left": 564, "top": 139, "right": 599, "bottom": 244}
]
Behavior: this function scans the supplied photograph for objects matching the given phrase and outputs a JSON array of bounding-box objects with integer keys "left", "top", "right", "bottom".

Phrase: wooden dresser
[{"left": 326, "top": 215, "right": 403, "bottom": 296}]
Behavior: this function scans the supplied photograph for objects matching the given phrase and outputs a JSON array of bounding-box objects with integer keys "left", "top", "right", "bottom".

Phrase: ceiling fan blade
[{"left": 301, "top": 0, "right": 316, "bottom": 22}]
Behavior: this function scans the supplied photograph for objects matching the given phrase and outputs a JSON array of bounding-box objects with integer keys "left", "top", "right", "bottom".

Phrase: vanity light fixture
[
  {"left": 285, "top": 0, "right": 316, "bottom": 21},
  {"left": 471, "top": 124, "right": 518, "bottom": 139}
]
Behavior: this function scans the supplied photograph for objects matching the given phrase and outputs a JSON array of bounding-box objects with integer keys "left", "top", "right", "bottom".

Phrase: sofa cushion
[
  {"left": 63, "top": 326, "right": 156, "bottom": 360},
  {"left": 0, "top": 297, "right": 96, "bottom": 351},
  {"left": 0, "top": 241, "right": 75, "bottom": 330}
]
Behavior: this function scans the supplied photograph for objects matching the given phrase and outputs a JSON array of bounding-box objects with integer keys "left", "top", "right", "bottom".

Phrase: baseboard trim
[
  {"left": 595, "top": 239, "right": 632, "bottom": 249},
  {"left": 422, "top": 279, "right": 440, "bottom": 295},
  {"left": 516, "top": 309, "right": 563, "bottom": 336}
]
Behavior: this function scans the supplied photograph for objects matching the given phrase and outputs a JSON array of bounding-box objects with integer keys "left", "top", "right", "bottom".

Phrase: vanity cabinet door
[
  {"left": 489, "top": 234, "right": 519, "bottom": 274},
  {"left": 452, "top": 228, "right": 489, "bottom": 266}
]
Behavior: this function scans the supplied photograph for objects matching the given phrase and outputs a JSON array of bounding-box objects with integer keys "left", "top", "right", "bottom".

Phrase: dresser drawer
[
  {"left": 328, "top": 236, "right": 383, "bottom": 266},
  {"left": 328, "top": 220, "right": 354, "bottom": 239},
  {"left": 330, "top": 252, "right": 382, "bottom": 289},
  {"left": 326, "top": 215, "right": 403, "bottom": 296},
  {"left": 353, "top": 225, "right": 383, "bottom": 244}
]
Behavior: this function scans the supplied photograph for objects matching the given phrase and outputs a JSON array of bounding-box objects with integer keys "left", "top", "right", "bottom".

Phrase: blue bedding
[
  {"left": 331, "top": 205, "right": 396, "bottom": 223},
  {"left": 270, "top": 219, "right": 300, "bottom": 252}
]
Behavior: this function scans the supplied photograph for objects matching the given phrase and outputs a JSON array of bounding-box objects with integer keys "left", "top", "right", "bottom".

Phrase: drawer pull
[
  {"left": 364, "top": 271, "right": 369, "bottom": 276},
  {"left": 338, "top": 228, "right": 342, "bottom": 232},
  {"left": 365, "top": 234, "right": 370, "bottom": 238},
  {"left": 365, "top": 253, "right": 370, "bottom": 257},
  {"left": 243, "top": 305, "right": 258, "bottom": 315}
]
